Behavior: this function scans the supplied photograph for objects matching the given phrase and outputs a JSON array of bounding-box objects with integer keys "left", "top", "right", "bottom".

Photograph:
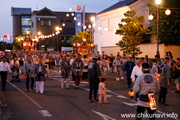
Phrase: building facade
[
  {"left": 11, "top": 7, "right": 32, "bottom": 41},
  {"left": 12, "top": 7, "right": 96, "bottom": 51},
  {"left": 94, "top": 0, "right": 159, "bottom": 57}
]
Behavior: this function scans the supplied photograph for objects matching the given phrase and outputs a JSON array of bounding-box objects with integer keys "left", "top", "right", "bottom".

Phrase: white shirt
[
  {"left": 0, "top": 62, "right": 11, "bottom": 73},
  {"left": 131, "top": 65, "right": 143, "bottom": 82}
]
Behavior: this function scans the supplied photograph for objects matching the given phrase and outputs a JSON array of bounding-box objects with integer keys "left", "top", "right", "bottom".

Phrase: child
[
  {"left": 99, "top": 78, "right": 108, "bottom": 103},
  {"left": 13, "top": 69, "right": 18, "bottom": 80}
]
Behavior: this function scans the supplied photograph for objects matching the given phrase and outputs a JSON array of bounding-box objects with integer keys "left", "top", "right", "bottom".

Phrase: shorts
[{"left": 175, "top": 76, "right": 180, "bottom": 84}]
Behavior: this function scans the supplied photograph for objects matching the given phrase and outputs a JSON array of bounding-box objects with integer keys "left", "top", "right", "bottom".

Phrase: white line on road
[
  {"left": 39, "top": 110, "right": 52, "bottom": 117},
  {"left": 7, "top": 80, "right": 43, "bottom": 109},
  {"left": 122, "top": 102, "right": 137, "bottom": 107},
  {"left": 92, "top": 110, "right": 116, "bottom": 120},
  {"left": 7, "top": 80, "right": 53, "bottom": 117}
]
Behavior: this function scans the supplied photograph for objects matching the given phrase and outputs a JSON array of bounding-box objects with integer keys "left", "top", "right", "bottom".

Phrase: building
[
  {"left": 11, "top": 7, "right": 32, "bottom": 41},
  {"left": 11, "top": 7, "right": 96, "bottom": 51},
  {"left": 94, "top": 0, "right": 180, "bottom": 59}
]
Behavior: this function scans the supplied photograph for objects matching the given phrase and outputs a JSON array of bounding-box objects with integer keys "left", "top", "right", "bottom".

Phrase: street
[{"left": 1, "top": 68, "right": 180, "bottom": 120}]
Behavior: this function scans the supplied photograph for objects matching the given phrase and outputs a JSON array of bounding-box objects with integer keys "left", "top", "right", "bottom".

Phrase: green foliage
[
  {"left": 148, "top": 0, "right": 180, "bottom": 45},
  {"left": 13, "top": 35, "right": 24, "bottom": 49},
  {"left": 116, "top": 10, "right": 149, "bottom": 58},
  {"left": 71, "top": 31, "right": 93, "bottom": 52},
  {"left": 71, "top": 31, "right": 93, "bottom": 43}
]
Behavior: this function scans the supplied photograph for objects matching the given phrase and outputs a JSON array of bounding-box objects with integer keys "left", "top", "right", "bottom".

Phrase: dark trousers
[
  {"left": 1, "top": 72, "right": 7, "bottom": 89},
  {"left": 127, "top": 77, "right": 131, "bottom": 87},
  {"left": 72, "top": 72, "right": 75, "bottom": 81},
  {"left": 159, "top": 87, "right": 167, "bottom": 103},
  {"left": 26, "top": 77, "right": 34, "bottom": 90},
  {"left": 82, "top": 72, "right": 88, "bottom": 80},
  {"left": 89, "top": 88, "right": 98, "bottom": 100},
  {"left": 75, "top": 75, "right": 81, "bottom": 87},
  {"left": 136, "top": 106, "right": 156, "bottom": 120}
]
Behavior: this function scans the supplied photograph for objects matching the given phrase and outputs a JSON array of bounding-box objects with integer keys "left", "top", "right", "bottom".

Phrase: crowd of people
[{"left": 0, "top": 50, "right": 180, "bottom": 120}]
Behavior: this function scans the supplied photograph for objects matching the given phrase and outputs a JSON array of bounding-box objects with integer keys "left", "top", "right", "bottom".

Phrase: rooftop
[
  {"left": 98, "top": 0, "right": 136, "bottom": 14},
  {"left": 11, "top": 7, "right": 31, "bottom": 16}
]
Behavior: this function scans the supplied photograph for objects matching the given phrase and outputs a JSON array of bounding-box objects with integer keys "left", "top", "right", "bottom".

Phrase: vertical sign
[{"left": 75, "top": 5, "right": 82, "bottom": 34}]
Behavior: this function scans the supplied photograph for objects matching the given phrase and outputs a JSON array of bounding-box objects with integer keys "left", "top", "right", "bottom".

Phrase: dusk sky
[{"left": 0, "top": 0, "right": 119, "bottom": 40}]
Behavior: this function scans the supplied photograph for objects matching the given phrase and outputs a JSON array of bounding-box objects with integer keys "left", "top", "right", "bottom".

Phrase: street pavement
[{"left": 0, "top": 68, "right": 180, "bottom": 120}]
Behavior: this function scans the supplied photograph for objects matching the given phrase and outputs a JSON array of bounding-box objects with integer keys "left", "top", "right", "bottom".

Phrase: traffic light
[{"left": 4, "top": 35, "right": 10, "bottom": 38}]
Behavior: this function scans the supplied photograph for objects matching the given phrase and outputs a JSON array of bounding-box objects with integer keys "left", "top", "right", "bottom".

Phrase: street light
[
  {"left": 91, "top": 16, "right": 96, "bottom": 22},
  {"left": 149, "top": 14, "right": 154, "bottom": 21},
  {"left": 55, "top": 26, "right": 60, "bottom": 51},
  {"left": 155, "top": 0, "right": 161, "bottom": 5},
  {"left": 38, "top": 32, "right": 41, "bottom": 36},
  {"left": 83, "top": 26, "right": 87, "bottom": 29},
  {"left": 165, "top": 9, "right": 171, "bottom": 15},
  {"left": 155, "top": 0, "right": 161, "bottom": 56}
]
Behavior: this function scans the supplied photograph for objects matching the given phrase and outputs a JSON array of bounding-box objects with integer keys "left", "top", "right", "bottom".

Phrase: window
[
  {"left": 40, "top": 20, "right": 51, "bottom": 26},
  {"left": 47, "top": 20, "right": 51, "bottom": 26},
  {"left": 21, "top": 16, "right": 31, "bottom": 35},
  {"left": 41, "top": 20, "right": 44, "bottom": 26}
]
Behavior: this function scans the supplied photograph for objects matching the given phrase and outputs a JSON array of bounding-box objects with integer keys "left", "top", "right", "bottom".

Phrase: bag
[
  {"left": 156, "top": 64, "right": 165, "bottom": 75},
  {"left": 148, "top": 93, "right": 157, "bottom": 110}
]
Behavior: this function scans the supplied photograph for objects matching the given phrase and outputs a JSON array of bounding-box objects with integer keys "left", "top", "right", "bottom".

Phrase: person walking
[
  {"left": 174, "top": 58, "right": 180, "bottom": 94},
  {"left": 131, "top": 60, "right": 143, "bottom": 82},
  {"left": 23, "top": 56, "right": 35, "bottom": 91},
  {"left": 124, "top": 57, "right": 135, "bottom": 88},
  {"left": 158, "top": 57, "right": 171, "bottom": 106},
  {"left": 72, "top": 54, "right": 84, "bottom": 89},
  {"left": 0, "top": 57, "right": 11, "bottom": 90},
  {"left": 99, "top": 78, "right": 108, "bottom": 104},
  {"left": 88, "top": 56, "right": 101, "bottom": 102},
  {"left": 133, "top": 63, "right": 160, "bottom": 120},
  {"left": 60, "top": 54, "right": 71, "bottom": 89},
  {"left": 113, "top": 55, "right": 123, "bottom": 81},
  {"left": 33, "top": 58, "right": 47, "bottom": 94}
]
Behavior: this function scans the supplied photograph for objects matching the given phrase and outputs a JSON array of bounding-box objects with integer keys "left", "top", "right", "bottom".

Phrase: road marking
[
  {"left": 92, "top": 110, "right": 116, "bottom": 120},
  {"left": 39, "top": 110, "right": 52, "bottom": 117},
  {"left": 122, "top": 102, "right": 137, "bottom": 107},
  {"left": 7, "top": 81, "right": 43, "bottom": 109},
  {"left": 117, "top": 95, "right": 127, "bottom": 99},
  {"left": 106, "top": 95, "right": 112, "bottom": 98}
]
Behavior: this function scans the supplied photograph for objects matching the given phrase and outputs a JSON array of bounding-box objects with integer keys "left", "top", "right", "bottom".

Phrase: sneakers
[{"left": 116, "top": 77, "right": 120, "bottom": 81}]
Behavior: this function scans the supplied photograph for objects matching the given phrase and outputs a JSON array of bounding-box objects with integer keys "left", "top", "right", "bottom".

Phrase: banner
[{"left": 75, "top": 5, "right": 82, "bottom": 34}]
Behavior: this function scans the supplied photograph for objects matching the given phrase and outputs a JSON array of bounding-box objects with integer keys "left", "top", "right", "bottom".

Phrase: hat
[
  {"left": 165, "top": 57, "right": 169, "bottom": 62},
  {"left": 93, "top": 56, "right": 98, "bottom": 60}
]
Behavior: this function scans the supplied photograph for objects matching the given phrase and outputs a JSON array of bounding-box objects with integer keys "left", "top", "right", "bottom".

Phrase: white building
[{"left": 94, "top": 0, "right": 157, "bottom": 57}]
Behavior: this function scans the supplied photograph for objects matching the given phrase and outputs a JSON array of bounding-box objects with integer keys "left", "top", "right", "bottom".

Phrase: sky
[{"left": 0, "top": 0, "right": 119, "bottom": 40}]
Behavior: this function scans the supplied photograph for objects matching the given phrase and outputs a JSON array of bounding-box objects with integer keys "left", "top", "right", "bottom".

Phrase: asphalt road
[{"left": 1, "top": 68, "right": 180, "bottom": 120}]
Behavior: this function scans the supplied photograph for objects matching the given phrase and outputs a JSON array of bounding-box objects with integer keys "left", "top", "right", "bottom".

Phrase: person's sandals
[{"left": 104, "top": 101, "right": 109, "bottom": 104}]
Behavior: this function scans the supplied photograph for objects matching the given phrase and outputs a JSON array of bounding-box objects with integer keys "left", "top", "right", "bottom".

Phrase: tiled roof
[{"left": 98, "top": 0, "right": 136, "bottom": 14}]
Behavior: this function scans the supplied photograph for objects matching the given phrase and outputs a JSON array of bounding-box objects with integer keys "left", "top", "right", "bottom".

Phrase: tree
[
  {"left": 71, "top": 31, "right": 94, "bottom": 52},
  {"left": 149, "top": 0, "right": 180, "bottom": 45},
  {"left": 116, "top": 10, "right": 149, "bottom": 58},
  {"left": 13, "top": 35, "right": 23, "bottom": 50}
]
